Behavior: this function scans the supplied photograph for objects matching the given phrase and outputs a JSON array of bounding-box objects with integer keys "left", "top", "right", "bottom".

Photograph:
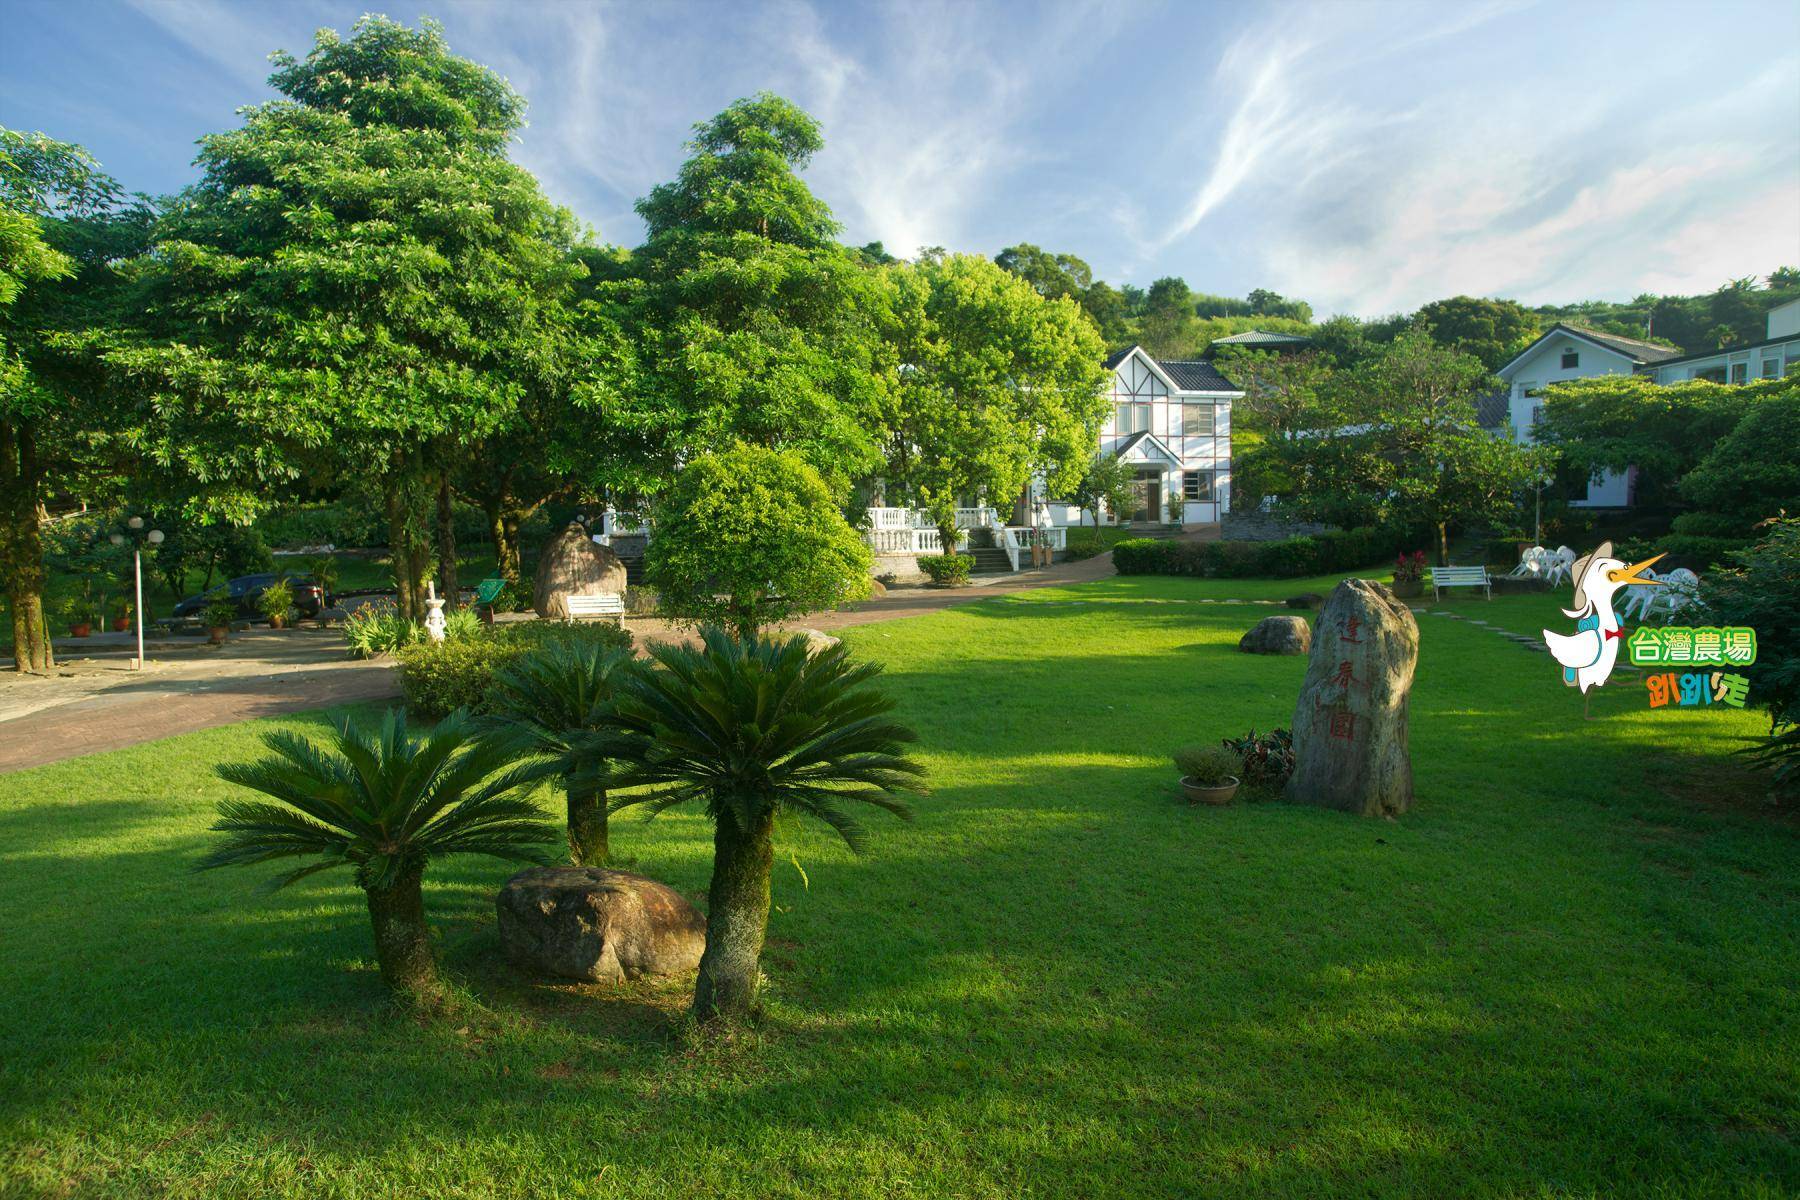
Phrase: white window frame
[
  {"left": 1181, "top": 403, "right": 1214, "bottom": 436},
  {"left": 1182, "top": 470, "right": 1213, "bottom": 502}
]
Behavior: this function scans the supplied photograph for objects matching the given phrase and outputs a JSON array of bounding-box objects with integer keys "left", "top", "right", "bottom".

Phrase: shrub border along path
[{"left": 0, "top": 553, "right": 1122, "bottom": 774}]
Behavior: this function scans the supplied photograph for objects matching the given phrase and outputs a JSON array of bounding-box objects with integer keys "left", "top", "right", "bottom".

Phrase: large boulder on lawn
[
  {"left": 1239, "top": 615, "right": 1311, "bottom": 655},
  {"left": 497, "top": 866, "right": 706, "bottom": 982},
  {"left": 533, "top": 523, "right": 627, "bottom": 619},
  {"left": 1286, "top": 578, "right": 1419, "bottom": 818}
]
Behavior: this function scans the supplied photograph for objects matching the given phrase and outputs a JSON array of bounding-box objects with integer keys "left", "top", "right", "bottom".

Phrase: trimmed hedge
[
  {"left": 919, "top": 553, "right": 974, "bottom": 586},
  {"left": 396, "top": 620, "right": 633, "bottom": 718},
  {"left": 1113, "top": 527, "right": 1404, "bottom": 579}
]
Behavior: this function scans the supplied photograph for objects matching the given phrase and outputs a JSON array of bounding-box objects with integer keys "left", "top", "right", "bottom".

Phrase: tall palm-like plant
[
  {"left": 198, "top": 708, "right": 559, "bottom": 1001},
  {"left": 486, "top": 640, "right": 636, "bottom": 865},
  {"left": 601, "top": 628, "right": 927, "bottom": 1022}
]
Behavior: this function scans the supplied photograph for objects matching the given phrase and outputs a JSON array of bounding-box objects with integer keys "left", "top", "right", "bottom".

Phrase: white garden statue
[{"left": 424, "top": 580, "right": 447, "bottom": 643}]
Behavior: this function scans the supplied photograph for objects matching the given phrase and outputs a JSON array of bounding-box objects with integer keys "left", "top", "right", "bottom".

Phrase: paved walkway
[{"left": 0, "top": 553, "right": 1122, "bottom": 775}]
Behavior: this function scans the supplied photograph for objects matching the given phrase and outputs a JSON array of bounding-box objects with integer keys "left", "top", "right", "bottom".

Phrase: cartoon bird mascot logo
[{"left": 1543, "top": 541, "right": 1664, "bottom": 693}]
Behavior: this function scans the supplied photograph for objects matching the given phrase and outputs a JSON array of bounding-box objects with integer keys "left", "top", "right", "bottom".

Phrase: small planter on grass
[
  {"left": 1391, "top": 550, "right": 1427, "bottom": 599},
  {"left": 1173, "top": 745, "right": 1241, "bottom": 806}
]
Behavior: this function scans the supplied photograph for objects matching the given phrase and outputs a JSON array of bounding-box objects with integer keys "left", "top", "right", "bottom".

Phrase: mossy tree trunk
[
  {"left": 0, "top": 420, "right": 53, "bottom": 673},
  {"left": 692, "top": 807, "right": 775, "bottom": 1023},
  {"left": 566, "top": 783, "right": 609, "bottom": 866},
  {"left": 363, "top": 863, "right": 437, "bottom": 1001},
  {"left": 435, "top": 474, "right": 459, "bottom": 612}
]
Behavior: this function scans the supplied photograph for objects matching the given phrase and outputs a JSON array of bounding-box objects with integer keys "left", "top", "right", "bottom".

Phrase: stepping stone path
[{"left": 1414, "top": 608, "right": 1548, "bottom": 653}]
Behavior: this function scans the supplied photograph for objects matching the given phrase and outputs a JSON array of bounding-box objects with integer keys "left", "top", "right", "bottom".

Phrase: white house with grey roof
[
  {"left": 1496, "top": 309, "right": 1800, "bottom": 508},
  {"left": 1035, "top": 345, "right": 1242, "bottom": 527},
  {"left": 1496, "top": 324, "right": 1686, "bottom": 507}
]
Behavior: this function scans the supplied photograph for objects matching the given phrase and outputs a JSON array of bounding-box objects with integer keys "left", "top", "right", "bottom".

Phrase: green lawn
[{"left": 1, "top": 575, "right": 1795, "bottom": 1198}]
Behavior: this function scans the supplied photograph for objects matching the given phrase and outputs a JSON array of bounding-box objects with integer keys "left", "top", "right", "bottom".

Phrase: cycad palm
[
  {"left": 486, "top": 639, "right": 636, "bottom": 865},
  {"left": 198, "top": 707, "right": 559, "bottom": 1000},
  {"left": 601, "top": 627, "right": 926, "bottom": 1021}
]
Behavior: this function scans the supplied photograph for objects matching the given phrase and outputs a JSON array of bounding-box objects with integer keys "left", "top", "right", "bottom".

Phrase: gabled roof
[
  {"left": 1640, "top": 328, "right": 1800, "bottom": 368},
  {"left": 1208, "top": 329, "right": 1313, "bottom": 348},
  {"left": 1110, "top": 430, "right": 1184, "bottom": 465},
  {"left": 1497, "top": 323, "right": 1683, "bottom": 377},
  {"left": 1158, "top": 359, "right": 1241, "bottom": 392},
  {"left": 1104, "top": 345, "right": 1243, "bottom": 395}
]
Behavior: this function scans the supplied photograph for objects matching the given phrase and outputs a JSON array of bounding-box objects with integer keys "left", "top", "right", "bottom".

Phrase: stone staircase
[{"left": 969, "top": 546, "right": 1014, "bottom": 574}]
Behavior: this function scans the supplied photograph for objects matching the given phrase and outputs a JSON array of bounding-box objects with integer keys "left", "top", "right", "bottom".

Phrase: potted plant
[
  {"left": 66, "top": 600, "right": 94, "bottom": 639},
  {"left": 1173, "top": 744, "right": 1241, "bottom": 805},
  {"left": 1391, "top": 550, "right": 1427, "bottom": 598},
  {"left": 112, "top": 599, "right": 133, "bottom": 633},
  {"left": 1167, "top": 490, "right": 1185, "bottom": 527},
  {"left": 258, "top": 579, "right": 295, "bottom": 630},
  {"left": 203, "top": 598, "right": 237, "bottom": 645}
]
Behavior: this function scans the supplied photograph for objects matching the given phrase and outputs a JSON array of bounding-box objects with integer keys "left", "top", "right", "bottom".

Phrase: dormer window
[{"left": 1561, "top": 349, "right": 1580, "bottom": 369}]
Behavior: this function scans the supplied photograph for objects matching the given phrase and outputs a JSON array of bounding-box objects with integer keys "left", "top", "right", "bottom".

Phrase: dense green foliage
[
  {"left": 646, "top": 445, "right": 871, "bottom": 637},
  {"left": 917, "top": 552, "right": 973, "bottom": 586},
  {"left": 1112, "top": 526, "right": 1406, "bottom": 579},
  {"left": 1698, "top": 518, "right": 1800, "bottom": 796},
  {"left": 885, "top": 253, "right": 1106, "bottom": 546},
  {"left": 394, "top": 621, "right": 632, "bottom": 717},
  {"left": 2, "top": 577, "right": 1792, "bottom": 1194},
  {"left": 601, "top": 628, "right": 925, "bottom": 1020}
]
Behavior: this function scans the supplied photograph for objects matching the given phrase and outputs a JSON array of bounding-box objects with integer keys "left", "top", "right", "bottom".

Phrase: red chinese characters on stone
[{"left": 1328, "top": 709, "right": 1356, "bottom": 741}]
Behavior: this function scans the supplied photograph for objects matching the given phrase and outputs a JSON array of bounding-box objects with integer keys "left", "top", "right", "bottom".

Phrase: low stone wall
[
  {"left": 872, "top": 554, "right": 927, "bottom": 584},
  {"left": 1220, "top": 510, "right": 1334, "bottom": 543}
]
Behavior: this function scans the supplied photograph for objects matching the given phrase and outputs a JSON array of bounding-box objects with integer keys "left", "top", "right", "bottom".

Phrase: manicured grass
[{"left": 1, "top": 575, "right": 1795, "bottom": 1197}]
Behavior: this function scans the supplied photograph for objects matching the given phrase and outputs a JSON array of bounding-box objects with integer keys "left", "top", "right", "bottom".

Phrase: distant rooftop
[
  {"left": 1208, "top": 329, "right": 1314, "bottom": 349},
  {"left": 1545, "top": 323, "right": 1684, "bottom": 364},
  {"left": 1103, "top": 346, "right": 1242, "bottom": 393}
]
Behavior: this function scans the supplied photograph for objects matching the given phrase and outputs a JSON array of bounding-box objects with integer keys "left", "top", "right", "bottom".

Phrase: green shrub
[
  {"left": 343, "top": 606, "right": 421, "bottom": 658},
  {"left": 919, "top": 553, "right": 974, "bottom": 586},
  {"left": 1173, "top": 745, "right": 1240, "bottom": 785},
  {"left": 1114, "top": 527, "right": 1402, "bottom": 580},
  {"left": 395, "top": 619, "right": 634, "bottom": 719},
  {"left": 202, "top": 599, "right": 238, "bottom": 628},
  {"left": 1222, "top": 727, "right": 1294, "bottom": 791},
  {"left": 395, "top": 638, "right": 521, "bottom": 718},
  {"left": 1062, "top": 531, "right": 1105, "bottom": 561},
  {"left": 1697, "top": 518, "right": 1800, "bottom": 799},
  {"left": 443, "top": 606, "right": 485, "bottom": 641}
]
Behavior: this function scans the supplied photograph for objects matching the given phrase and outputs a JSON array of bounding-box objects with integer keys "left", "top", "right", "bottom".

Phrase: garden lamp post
[{"left": 109, "top": 516, "right": 164, "bottom": 671}]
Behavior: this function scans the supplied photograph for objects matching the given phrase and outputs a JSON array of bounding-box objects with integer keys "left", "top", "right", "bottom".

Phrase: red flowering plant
[{"left": 1393, "top": 551, "right": 1427, "bottom": 585}]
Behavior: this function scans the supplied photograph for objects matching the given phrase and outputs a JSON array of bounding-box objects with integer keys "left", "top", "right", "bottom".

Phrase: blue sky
[{"left": 4, "top": 0, "right": 1798, "bottom": 316}]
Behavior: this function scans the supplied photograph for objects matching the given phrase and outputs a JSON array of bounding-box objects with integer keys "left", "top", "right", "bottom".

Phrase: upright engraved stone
[
  {"left": 1286, "top": 578, "right": 1419, "bottom": 817},
  {"left": 534, "top": 522, "right": 628, "bottom": 619}
]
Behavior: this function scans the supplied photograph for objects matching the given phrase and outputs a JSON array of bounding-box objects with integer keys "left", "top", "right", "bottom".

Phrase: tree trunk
[
  {"left": 692, "top": 808, "right": 774, "bottom": 1023},
  {"left": 363, "top": 864, "right": 437, "bottom": 1001},
  {"left": 1436, "top": 522, "right": 1449, "bottom": 567},
  {"left": 492, "top": 511, "right": 522, "bottom": 588},
  {"left": 435, "top": 476, "right": 459, "bottom": 612},
  {"left": 938, "top": 523, "right": 959, "bottom": 560},
  {"left": 566, "top": 783, "right": 608, "bottom": 866},
  {"left": 0, "top": 421, "right": 52, "bottom": 673},
  {"left": 385, "top": 478, "right": 416, "bottom": 624}
]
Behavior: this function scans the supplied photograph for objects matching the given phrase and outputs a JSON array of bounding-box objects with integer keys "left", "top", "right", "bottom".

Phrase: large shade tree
[
  {"left": 615, "top": 94, "right": 898, "bottom": 500},
  {"left": 0, "top": 129, "right": 155, "bottom": 670},
  {"left": 885, "top": 253, "right": 1107, "bottom": 552},
  {"left": 108, "top": 17, "right": 614, "bottom": 622},
  {"left": 1273, "top": 331, "right": 1544, "bottom": 562}
]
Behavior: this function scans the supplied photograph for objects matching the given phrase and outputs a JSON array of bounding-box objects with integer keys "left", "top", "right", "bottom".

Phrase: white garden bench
[
  {"left": 562, "top": 593, "right": 625, "bottom": 624},
  {"left": 1431, "top": 565, "right": 1492, "bottom": 600}
]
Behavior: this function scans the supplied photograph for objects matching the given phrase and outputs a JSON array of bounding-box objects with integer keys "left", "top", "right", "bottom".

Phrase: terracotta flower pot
[
  {"left": 1181, "top": 776, "right": 1240, "bottom": 806},
  {"left": 112, "top": 617, "right": 131, "bottom": 632},
  {"left": 69, "top": 622, "right": 92, "bottom": 638},
  {"left": 1391, "top": 580, "right": 1423, "bottom": 599},
  {"left": 268, "top": 614, "right": 286, "bottom": 630},
  {"left": 208, "top": 625, "right": 229, "bottom": 645}
]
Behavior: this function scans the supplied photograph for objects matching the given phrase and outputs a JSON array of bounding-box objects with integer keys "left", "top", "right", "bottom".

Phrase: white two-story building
[
  {"left": 1496, "top": 302, "right": 1800, "bottom": 508},
  {"left": 1037, "top": 345, "right": 1241, "bottom": 527}
]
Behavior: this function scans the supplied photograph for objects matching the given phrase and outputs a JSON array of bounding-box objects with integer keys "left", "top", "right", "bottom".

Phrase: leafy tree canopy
[
  {"left": 1414, "top": 295, "right": 1539, "bottom": 371},
  {"left": 645, "top": 445, "right": 872, "bottom": 638},
  {"left": 1535, "top": 375, "right": 1757, "bottom": 508}
]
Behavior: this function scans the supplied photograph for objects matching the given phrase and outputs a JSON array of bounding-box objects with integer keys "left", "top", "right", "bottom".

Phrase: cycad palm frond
[
  {"left": 606, "top": 628, "right": 927, "bottom": 850},
  {"left": 199, "top": 707, "right": 561, "bottom": 890}
]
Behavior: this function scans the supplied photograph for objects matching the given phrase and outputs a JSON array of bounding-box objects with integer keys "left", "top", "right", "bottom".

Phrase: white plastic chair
[
  {"left": 1507, "top": 546, "right": 1550, "bottom": 579},
  {"left": 1663, "top": 568, "right": 1700, "bottom": 617},
  {"left": 1545, "top": 546, "right": 1576, "bottom": 587},
  {"left": 1620, "top": 570, "right": 1662, "bottom": 622}
]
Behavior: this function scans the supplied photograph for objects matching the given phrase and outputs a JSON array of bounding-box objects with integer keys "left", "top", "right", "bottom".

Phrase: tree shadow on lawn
[{"left": 3, "top": 740, "right": 1794, "bottom": 1196}]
